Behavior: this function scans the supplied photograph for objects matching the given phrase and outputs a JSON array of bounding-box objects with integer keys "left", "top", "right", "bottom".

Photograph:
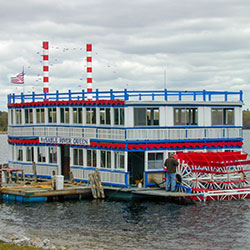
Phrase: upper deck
[{"left": 7, "top": 89, "right": 243, "bottom": 145}]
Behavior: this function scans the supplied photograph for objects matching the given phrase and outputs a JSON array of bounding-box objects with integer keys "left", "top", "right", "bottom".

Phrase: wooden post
[
  {"left": 21, "top": 169, "right": 25, "bottom": 182},
  {"left": 6, "top": 170, "right": 10, "bottom": 184},
  {"left": 32, "top": 162, "right": 37, "bottom": 183},
  {"left": 0, "top": 164, "right": 2, "bottom": 188},
  {"left": 69, "top": 171, "right": 75, "bottom": 185},
  {"left": 15, "top": 170, "right": 18, "bottom": 183},
  {"left": 52, "top": 170, "right": 56, "bottom": 190},
  {"left": 89, "top": 174, "right": 97, "bottom": 198}
]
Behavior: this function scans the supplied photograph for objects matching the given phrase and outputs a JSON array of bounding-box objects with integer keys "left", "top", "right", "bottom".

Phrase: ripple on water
[{"left": 0, "top": 199, "right": 250, "bottom": 249}]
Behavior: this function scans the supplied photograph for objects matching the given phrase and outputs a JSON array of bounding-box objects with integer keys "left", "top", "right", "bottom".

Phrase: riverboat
[{"left": 7, "top": 88, "right": 250, "bottom": 201}]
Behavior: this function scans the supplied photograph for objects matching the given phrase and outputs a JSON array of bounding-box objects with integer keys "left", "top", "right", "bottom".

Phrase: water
[{"left": 1, "top": 133, "right": 250, "bottom": 249}]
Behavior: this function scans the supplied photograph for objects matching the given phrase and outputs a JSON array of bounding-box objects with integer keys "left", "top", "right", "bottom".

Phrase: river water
[{"left": 1, "top": 133, "right": 250, "bottom": 250}]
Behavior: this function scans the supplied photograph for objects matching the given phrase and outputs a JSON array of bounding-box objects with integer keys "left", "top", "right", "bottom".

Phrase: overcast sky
[{"left": 1, "top": 0, "right": 250, "bottom": 110}]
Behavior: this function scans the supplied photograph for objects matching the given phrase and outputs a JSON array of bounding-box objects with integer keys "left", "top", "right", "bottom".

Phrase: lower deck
[{"left": 8, "top": 144, "right": 242, "bottom": 188}]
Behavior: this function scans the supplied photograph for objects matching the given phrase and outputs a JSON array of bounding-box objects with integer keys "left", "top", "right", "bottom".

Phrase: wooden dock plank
[{"left": 1, "top": 185, "right": 91, "bottom": 198}]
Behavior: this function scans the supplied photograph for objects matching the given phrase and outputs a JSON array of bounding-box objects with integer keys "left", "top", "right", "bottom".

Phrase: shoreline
[{"left": 0, "top": 234, "right": 62, "bottom": 250}]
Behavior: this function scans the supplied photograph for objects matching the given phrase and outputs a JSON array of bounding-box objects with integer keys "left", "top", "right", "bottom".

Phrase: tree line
[{"left": 0, "top": 110, "right": 250, "bottom": 131}]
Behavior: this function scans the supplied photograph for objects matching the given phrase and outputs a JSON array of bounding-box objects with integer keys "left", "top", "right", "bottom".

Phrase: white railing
[
  {"left": 8, "top": 126, "right": 242, "bottom": 141},
  {"left": 80, "top": 168, "right": 127, "bottom": 185},
  {"left": 97, "top": 129, "right": 125, "bottom": 140},
  {"left": 9, "top": 162, "right": 58, "bottom": 177}
]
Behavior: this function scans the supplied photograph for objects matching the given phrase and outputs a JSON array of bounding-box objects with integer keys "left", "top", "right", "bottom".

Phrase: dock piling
[
  {"left": 69, "top": 171, "right": 75, "bottom": 185},
  {"left": 51, "top": 170, "right": 56, "bottom": 190},
  {"left": 0, "top": 164, "right": 2, "bottom": 187},
  {"left": 32, "top": 162, "right": 37, "bottom": 183}
]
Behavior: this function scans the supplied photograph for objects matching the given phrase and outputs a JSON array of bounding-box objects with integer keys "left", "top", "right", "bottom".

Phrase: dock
[
  {"left": 0, "top": 164, "right": 200, "bottom": 203},
  {"left": 132, "top": 188, "right": 200, "bottom": 198},
  {"left": 104, "top": 186, "right": 201, "bottom": 202},
  {"left": 0, "top": 183, "right": 92, "bottom": 202}
]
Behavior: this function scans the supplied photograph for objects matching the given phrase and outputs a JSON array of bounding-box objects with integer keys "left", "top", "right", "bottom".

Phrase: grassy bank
[{"left": 0, "top": 242, "right": 44, "bottom": 250}]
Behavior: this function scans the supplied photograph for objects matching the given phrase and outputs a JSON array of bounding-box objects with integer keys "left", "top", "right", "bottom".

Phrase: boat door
[
  {"left": 128, "top": 152, "right": 144, "bottom": 186},
  {"left": 60, "top": 145, "right": 70, "bottom": 179}
]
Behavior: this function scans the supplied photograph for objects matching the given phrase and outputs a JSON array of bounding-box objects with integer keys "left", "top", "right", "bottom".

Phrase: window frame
[
  {"left": 25, "top": 108, "right": 33, "bottom": 124},
  {"left": 87, "top": 149, "right": 97, "bottom": 167},
  {"left": 48, "top": 108, "right": 57, "bottom": 123},
  {"left": 86, "top": 108, "right": 96, "bottom": 124},
  {"left": 16, "top": 109, "right": 22, "bottom": 124},
  {"left": 73, "top": 107, "right": 83, "bottom": 124},
  {"left": 148, "top": 152, "right": 164, "bottom": 170},
  {"left": 36, "top": 108, "right": 45, "bottom": 124},
  {"left": 100, "top": 108, "right": 111, "bottom": 125},
  {"left": 49, "top": 147, "right": 57, "bottom": 163},
  {"left": 134, "top": 107, "right": 159, "bottom": 126},
  {"left": 114, "top": 108, "right": 125, "bottom": 126},
  {"left": 16, "top": 146, "right": 23, "bottom": 161},
  {"left": 100, "top": 150, "right": 111, "bottom": 169},
  {"left": 26, "top": 146, "right": 34, "bottom": 162},
  {"left": 174, "top": 107, "right": 198, "bottom": 126},
  {"left": 60, "top": 107, "right": 70, "bottom": 124},
  {"left": 211, "top": 108, "right": 234, "bottom": 125},
  {"left": 114, "top": 151, "right": 125, "bottom": 169},
  {"left": 37, "top": 146, "right": 46, "bottom": 163},
  {"left": 73, "top": 148, "right": 83, "bottom": 166}
]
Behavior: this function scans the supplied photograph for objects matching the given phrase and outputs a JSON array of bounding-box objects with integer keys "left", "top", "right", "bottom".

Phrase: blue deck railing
[{"left": 8, "top": 89, "right": 243, "bottom": 104}]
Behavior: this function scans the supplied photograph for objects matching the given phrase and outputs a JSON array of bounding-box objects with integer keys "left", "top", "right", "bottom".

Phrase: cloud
[{"left": 1, "top": 0, "right": 250, "bottom": 110}]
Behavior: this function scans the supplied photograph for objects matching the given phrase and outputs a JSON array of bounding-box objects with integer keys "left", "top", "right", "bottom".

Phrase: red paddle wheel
[{"left": 175, "top": 151, "right": 250, "bottom": 201}]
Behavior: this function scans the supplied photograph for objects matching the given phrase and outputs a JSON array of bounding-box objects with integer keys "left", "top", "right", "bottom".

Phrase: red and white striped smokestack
[
  {"left": 86, "top": 44, "right": 92, "bottom": 95},
  {"left": 43, "top": 41, "right": 49, "bottom": 94}
]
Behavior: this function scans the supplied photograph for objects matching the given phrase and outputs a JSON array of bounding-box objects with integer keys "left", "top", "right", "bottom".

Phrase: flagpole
[{"left": 23, "top": 67, "right": 25, "bottom": 94}]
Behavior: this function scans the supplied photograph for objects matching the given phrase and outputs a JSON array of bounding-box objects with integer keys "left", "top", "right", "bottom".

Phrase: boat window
[
  {"left": 212, "top": 108, "right": 234, "bottom": 125},
  {"left": 48, "top": 108, "right": 57, "bottom": 123},
  {"left": 114, "top": 151, "right": 125, "bottom": 169},
  {"left": 114, "top": 108, "right": 125, "bottom": 126},
  {"left": 49, "top": 147, "right": 57, "bottom": 163},
  {"left": 100, "top": 150, "right": 111, "bottom": 168},
  {"left": 134, "top": 108, "right": 159, "bottom": 126},
  {"left": 10, "top": 109, "right": 14, "bottom": 125},
  {"left": 134, "top": 108, "right": 146, "bottom": 126},
  {"left": 100, "top": 108, "right": 111, "bottom": 125},
  {"left": 174, "top": 108, "right": 198, "bottom": 125},
  {"left": 16, "top": 109, "right": 22, "bottom": 124},
  {"left": 37, "top": 147, "right": 46, "bottom": 163},
  {"left": 87, "top": 149, "right": 97, "bottom": 167},
  {"left": 148, "top": 152, "right": 163, "bottom": 170},
  {"left": 16, "top": 146, "right": 23, "bottom": 161},
  {"left": 73, "top": 108, "right": 83, "bottom": 124},
  {"left": 25, "top": 109, "right": 33, "bottom": 124},
  {"left": 60, "top": 107, "right": 69, "bottom": 124},
  {"left": 36, "top": 108, "right": 45, "bottom": 124},
  {"left": 86, "top": 108, "right": 96, "bottom": 124},
  {"left": 73, "top": 148, "right": 83, "bottom": 166},
  {"left": 26, "top": 146, "right": 34, "bottom": 162}
]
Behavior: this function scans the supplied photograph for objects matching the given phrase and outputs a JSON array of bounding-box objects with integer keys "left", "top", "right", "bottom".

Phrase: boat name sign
[{"left": 39, "top": 136, "right": 90, "bottom": 145}]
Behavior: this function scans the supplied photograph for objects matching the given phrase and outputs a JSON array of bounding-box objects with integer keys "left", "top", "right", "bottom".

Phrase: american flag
[{"left": 10, "top": 72, "right": 24, "bottom": 84}]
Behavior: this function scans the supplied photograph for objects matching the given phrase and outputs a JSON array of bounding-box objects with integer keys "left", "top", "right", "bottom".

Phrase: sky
[{"left": 1, "top": 0, "right": 250, "bottom": 110}]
